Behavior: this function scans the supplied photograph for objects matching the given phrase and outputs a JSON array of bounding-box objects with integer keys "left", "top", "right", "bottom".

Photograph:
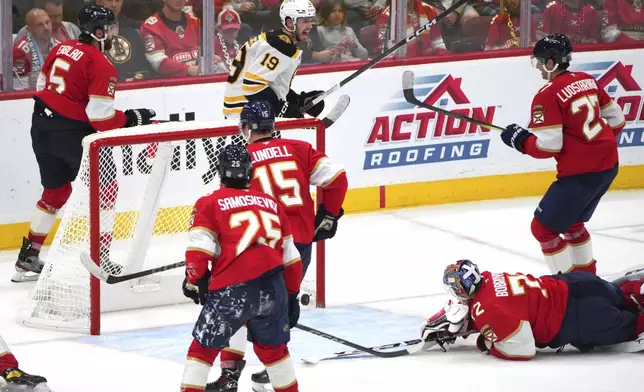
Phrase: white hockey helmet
[{"left": 279, "top": 0, "right": 316, "bottom": 32}]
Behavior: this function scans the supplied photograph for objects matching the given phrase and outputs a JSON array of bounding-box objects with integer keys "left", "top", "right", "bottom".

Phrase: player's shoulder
[
  {"left": 545, "top": 0, "right": 560, "bottom": 10},
  {"left": 141, "top": 13, "right": 162, "bottom": 30},
  {"left": 262, "top": 30, "right": 300, "bottom": 58}
]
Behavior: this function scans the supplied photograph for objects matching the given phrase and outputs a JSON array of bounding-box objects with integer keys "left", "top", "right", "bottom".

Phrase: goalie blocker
[{"left": 423, "top": 260, "right": 644, "bottom": 360}]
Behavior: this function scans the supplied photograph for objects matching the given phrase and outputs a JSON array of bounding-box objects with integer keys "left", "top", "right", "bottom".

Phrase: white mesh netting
[{"left": 17, "top": 119, "right": 323, "bottom": 334}]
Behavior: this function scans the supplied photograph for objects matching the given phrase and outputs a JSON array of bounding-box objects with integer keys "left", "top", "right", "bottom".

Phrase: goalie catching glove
[
  {"left": 421, "top": 299, "right": 471, "bottom": 351},
  {"left": 124, "top": 108, "right": 156, "bottom": 127}
]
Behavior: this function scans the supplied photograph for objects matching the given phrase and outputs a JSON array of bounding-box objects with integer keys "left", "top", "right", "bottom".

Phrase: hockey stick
[
  {"left": 321, "top": 94, "right": 350, "bottom": 128},
  {"left": 402, "top": 70, "right": 505, "bottom": 132},
  {"left": 302, "top": 0, "right": 469, "bottom": 112},
  {"left": 302, "top": 339, "right": 424, "bottom": 364},
  {"left": 295, "top": 323, "right": 425, "bottom": 359},
  {"left": 80, "top": 252, "right": 185, "bottom": 284}
]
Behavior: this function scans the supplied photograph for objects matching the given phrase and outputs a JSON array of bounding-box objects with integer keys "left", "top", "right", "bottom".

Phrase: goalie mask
[{"left": 443, "top": 259, "right": 482, "bottom": 301}]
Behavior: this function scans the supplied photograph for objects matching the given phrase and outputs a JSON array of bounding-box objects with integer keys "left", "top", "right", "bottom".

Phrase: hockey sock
[
  {"left": 253, "top": 343, "right": 298, "bottom": 392},
  {"left": 181, "top": 338, "right": 218, "bottom": 392},
  {"left": 564, "top": 221, "right": 596, "bottom": 274},
  {"left": 531, "top": 217, "right": 575, "bottom": 274},
  {"left": 0, "top": 334, "right": 18, "bottom": 373},
  {"left": 27, "top": 183, "right": 72, "bottom": 251},
  {"left": 98, "top": 180, "right": 119, "bottom": 259},
  {"left": 220, "top": 325, "right": 247, "bottom": 367}
]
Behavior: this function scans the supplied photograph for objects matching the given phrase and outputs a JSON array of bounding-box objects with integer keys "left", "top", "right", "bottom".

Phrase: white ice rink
[{"left": 1, "top": 190, "right": 643, "bottom": 392}]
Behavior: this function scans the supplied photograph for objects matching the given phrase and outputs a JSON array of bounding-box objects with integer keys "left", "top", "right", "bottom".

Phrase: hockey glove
[
  {"left": 277, "top": 100, "right": 305, "bottom": 119},
  {"left": 298, "top": 90, "right": 325, "bottom": 117},
  {"left": 421, "top": 299, "right": 471, "bottom": 352},
  {"left": 501, "top": 124, "right": 531, "bottom": 154},
  {"left": 288, "top": 292, "right": 300, "bottom": 329},
  {"left": 124, "top": 108, "right": 156, "bottom": 127},
  {"left": 313, "top": 204, "right": 344, "bottom": 242},
  {"left": 182, "top": 270, "right": 210, "bottom": 305}
]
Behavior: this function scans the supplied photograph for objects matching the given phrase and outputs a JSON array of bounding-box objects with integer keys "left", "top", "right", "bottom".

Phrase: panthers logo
[{"left": 107, "top": 36, "right": 132, "bottom": 64}]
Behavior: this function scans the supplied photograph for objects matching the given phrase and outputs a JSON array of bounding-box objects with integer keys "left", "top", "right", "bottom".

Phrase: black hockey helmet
[
  {"left": 77, "top": 5, "right": 118, "bottom": 51},
  {"left": 532, "top": 33, "right": 573, "bottom": 69},
  {"left": 217, "top": 144, "right": 253, "bottom": 189}
]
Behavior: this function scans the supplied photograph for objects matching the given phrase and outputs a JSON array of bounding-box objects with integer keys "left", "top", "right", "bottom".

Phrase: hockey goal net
[{"left": 18, "top": 118, "right": 326, "bottom": 335}]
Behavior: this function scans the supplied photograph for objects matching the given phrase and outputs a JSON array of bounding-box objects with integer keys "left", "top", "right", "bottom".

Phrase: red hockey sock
[
  {"left": 181, "top": 339, "right": 219, "bottom": 392},
  {"left": 220, "top": 349, "right": 244, "bottom": 368},
  {"left": 27, "top": 184, "right": 72, "bottom": 251},
  {"left": 619, "top": 280, "right": 644, "bottom": 311},
  {"left": 0, "top": 353, "right": 19, "bottom": 373},
  {"left": 254, "top": 343, "right": 298, "bottom": 392},
  {"left": 564, "top": 221, "right": 596, "bottom": 274}
]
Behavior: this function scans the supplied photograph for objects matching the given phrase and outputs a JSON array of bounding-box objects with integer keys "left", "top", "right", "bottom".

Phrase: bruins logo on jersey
[
  {"left": 107, "top": 36, "right": 132, "bottom": 64},
  {"left": 278, "top": 34, "right": 292, "bottom": 45}
]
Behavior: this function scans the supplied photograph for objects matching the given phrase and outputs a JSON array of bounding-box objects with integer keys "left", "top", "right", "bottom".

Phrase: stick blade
[
  {"left": 80, "top": 252, "right": 109, "bottom": 282},
  {"left": 322, "top": 94, "right": 350, "bottom": 128},
  {"left": 402, "top": 70, "right": 416, "bottom": 91}
]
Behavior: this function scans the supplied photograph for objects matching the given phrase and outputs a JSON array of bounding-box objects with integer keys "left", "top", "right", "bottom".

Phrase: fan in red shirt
[
  {"left": 180, "top": 144, "right": 302, "bottom": 392},
  {"left": 140, "top": 0, "right": 201, "bottom": 77},
  {"left": 212, "top": 100, "right": 348, "bottom": 391},
  {"left": 419, "top": 259, "right": 644, "bottom": 360},
  {"left": 500, "top": 34, "right": 625, "bottom": 276},
  {"left": 12, "top": 5, "right": 156, "bottom": 284},
  {"left": 601, "top": 0, "right": 644, "bottom": 43},
  {"left": 536, "top": 0, "right": 601, "bottom": 44}
]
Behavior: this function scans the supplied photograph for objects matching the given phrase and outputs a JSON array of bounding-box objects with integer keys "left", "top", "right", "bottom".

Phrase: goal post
[{"left": 18, "top": 118, "right": 327, "bottom": 335}]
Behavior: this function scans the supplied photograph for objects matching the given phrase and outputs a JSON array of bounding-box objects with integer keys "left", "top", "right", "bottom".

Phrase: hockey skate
[
  {"left": 205, "top": 360, "right": 245, "bottom": 392},
  {"left": 251, "top": 369, "right": 273, "bottom": 392},
  {"left": 0, "top": 367, "right": 50, "bottom": 392},
  {"left": 12, "top": 238, "right": 44, "bottom": 283}
]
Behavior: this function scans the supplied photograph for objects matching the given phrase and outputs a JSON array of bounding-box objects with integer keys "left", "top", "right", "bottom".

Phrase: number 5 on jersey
[
  {"left": 254, "top": 161, "right": 304, "bottom": 207},
  {"left": 230, "top": 210, "right": 281, "bottom": 257}
]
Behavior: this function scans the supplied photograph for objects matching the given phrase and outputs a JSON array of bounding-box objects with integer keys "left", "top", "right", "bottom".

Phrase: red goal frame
[{"left": 86, "top": 118, "right": 327, "bottom": 335}]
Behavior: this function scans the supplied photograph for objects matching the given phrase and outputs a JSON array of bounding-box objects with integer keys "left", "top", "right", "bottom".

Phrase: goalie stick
[
  {"left": 302, "top": 0, "right": 469, "bottom": 112},
  {"left": 80, "top": 252, "right": 185, "bottom": 284},
  {"left": 402, "top": 70, "right": 505, "bottom": 131}
]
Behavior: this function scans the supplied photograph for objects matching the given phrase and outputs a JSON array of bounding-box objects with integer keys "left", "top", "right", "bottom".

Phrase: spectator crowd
[{"left": 8, "top": 0, "right": 644, "bottom": 90}]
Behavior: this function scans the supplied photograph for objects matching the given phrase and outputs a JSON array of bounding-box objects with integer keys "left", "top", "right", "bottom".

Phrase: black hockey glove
[
  {"left": 277, "top": 100, "right": 305, "bottom": 119},
  {"left": 501, "top": 124, "right": 531, "bottom": 154},
  {"left": 124, "top": 108, "right": 156, "bottom": 127},
  {"left": 313, "top": 204, "right": 344, "bottom": 242},
  {"left": 298, "top": 90, "right": 325, "bottom": 117},
  {"left": 182, "top": 270, "right": 210, "bottom": 305},
  {"left": 288, "top": 292, "right": 300, "bottom": 329}
]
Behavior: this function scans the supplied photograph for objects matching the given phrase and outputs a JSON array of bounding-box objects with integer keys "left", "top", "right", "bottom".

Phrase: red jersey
[
  {"left": 486, "top": 14, "right": 537, "bottom": 50},
  {"left": 524, "top": 71, "right": 626, "bottom": 177},
  {"left": 602, "top": 0, "right": 644, "bottom": 43},
  {"left": 13, "top": 37, "right": 54, "bottom": 81},
  {"left": 246, "top": 138, "right": 348, "bottom": 244},
  {"left": 140, "top": 11, "right": 200, "bottom": 77},
  {"left": 375, "top": 0, "right": 446, "bottom": 56},
  {"left": 35, "top": 40, "right": 127, "bottom": 132},
  {"left": 537, "top": 2, "right": 600, "bottom": 44},
  {"left": 185, "top": 187, "right": 303, "bottom": 293},
  {"left": 470, "top": 271, "right": 569, "bottom": 360}
]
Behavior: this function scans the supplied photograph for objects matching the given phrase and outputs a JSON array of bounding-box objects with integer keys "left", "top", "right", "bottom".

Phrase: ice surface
[{"left": 1, "top": 190, "right": 643, "bottom": 392}]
